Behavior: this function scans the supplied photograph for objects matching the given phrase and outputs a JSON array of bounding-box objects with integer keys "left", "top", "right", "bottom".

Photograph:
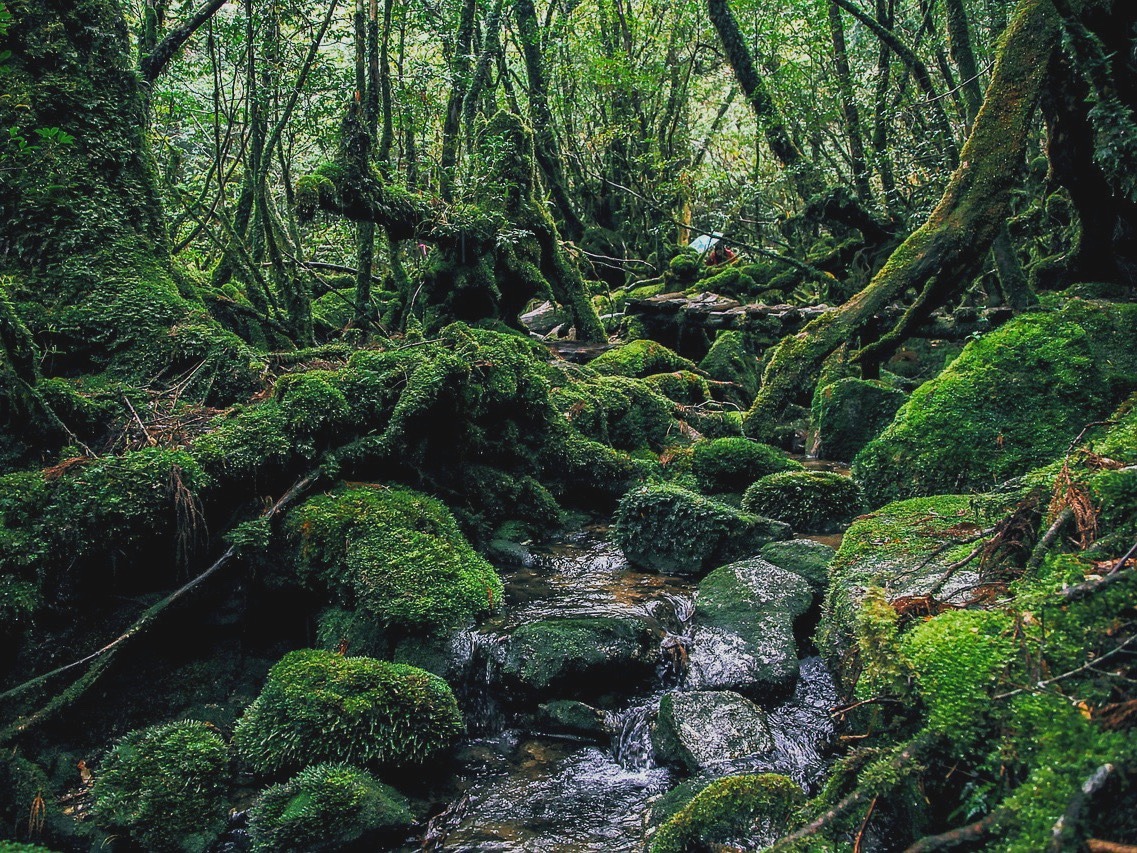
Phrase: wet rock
[
  {"left": 686, "top": 558, "right": 812, "bottom": 694},
  {"left": 811, "top": 377, "right": 907, "bottom": 463},
  {"left": 651, "top": 691, "right": 774, "bottom": 773},
  {"left": 758, "top": 539, "right": 835, "bottom": 594},
  {"left": 612, "top": 484, "right": 790, "bottom": 576},
  {"left": 501, "top": 616, "right": 658, "bottom": 698},
  {"left": 741, "top": 470, "right": 864, "bottom": 534},
  {"left": 533, "top": 700, "right": 609, "bottom": 740}
]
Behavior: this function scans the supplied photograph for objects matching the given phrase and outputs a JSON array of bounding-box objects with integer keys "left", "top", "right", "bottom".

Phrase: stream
[{"left": 410, "top": 522, "right": 838, "bottom": 852}]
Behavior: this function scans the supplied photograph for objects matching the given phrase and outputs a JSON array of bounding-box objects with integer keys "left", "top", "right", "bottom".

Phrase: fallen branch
[
  {"left": 1086, "top": 840, "right": 1137, "bottom": 853},
  {"left": 904, "top": 809, "right": 1008, "bottom": 852},
  {"left": 994, "top": 635, "right": 1137, "bottom": 700},
  {"left": 0, "top": 470, "right": 322, "bottom": 745},
  {"left": 1025, "top": 507, "right": 1074, "bottom": 572},
  {"left": 1048, "top": 763, "right": 1114, "bottom": 852},
  {"left": 1062, "top": 563, "right": 1137, "bottom": 603}
]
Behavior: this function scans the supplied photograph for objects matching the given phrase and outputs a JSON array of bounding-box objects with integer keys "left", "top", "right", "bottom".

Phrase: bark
[
  {"left": 140, "top": 0, "right": 228, "bottom": 83},
  {"left": 744, "top": 0, "right": 1063, "bottom": 442},
  {"left": 439, "top": 0, "right": 478, "bottom": 201},
  {"left": 828, "top": 3, "right": 872, "bottom": 202}
]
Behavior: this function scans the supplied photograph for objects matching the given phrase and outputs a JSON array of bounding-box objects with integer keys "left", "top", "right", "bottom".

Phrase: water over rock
[
  {"left": 686, "top": 558, "right": 813, "bottom": 694},
  {"left": 651, "top": 690, "right": 774, "bottom": 773}
]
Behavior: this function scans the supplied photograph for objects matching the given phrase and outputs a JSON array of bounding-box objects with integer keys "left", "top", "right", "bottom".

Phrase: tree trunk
[{"left": 743, "top": 0, "right": 1063, "bottom": 443}]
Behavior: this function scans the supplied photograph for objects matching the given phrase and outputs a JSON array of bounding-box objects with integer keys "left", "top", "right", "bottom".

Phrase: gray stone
[{"left": 652, "top": 690, "right": 774, "bottom": 773}]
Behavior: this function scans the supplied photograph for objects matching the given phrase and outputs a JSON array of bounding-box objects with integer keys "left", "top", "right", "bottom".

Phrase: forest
[{"left": 0, "top": 0, "right": 1136, "bottom": 849}]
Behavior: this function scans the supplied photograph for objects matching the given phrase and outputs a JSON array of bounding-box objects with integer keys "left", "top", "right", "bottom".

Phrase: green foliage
[
  {"left": 741, "top": 470, "right": 864, "bottom": 533},
  {"left": 232, "top": 649, "right": 463, "bottom": 776},
  {"left": 91, "top": 720, "right": 229, "bottom": 853},
  {"left": 613, "top": 483, "right": 790, "bottom": 574},
  {"left": 554, "top": 373, "right": 679, "bottom": 451},
  {"left": 289, "top": 484, "right": 503, "bottom": 633},
  {"left": 853, "top": 301, "right": 1137, "bottom": 508},
  {"left": 247, "top": 762, "right": 413, "bottom": 853},
  {"left": 691, "top": 436, "right": 802, "bottom": 494},
  {"left": 650, "top": 774, "right": 803, "bottom": 853},
  {"left": 811, "top": 377, "right": 907, "bottom": 463}
]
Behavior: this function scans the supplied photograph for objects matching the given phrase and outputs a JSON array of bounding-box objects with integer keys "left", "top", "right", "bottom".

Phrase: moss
[
  {"left": 553, "top": 374, "right": 679, "bottom": 451},
  {"left": 758, "top": 539, "right": 835, "bottom": 593},
  {"left": 247, "top": 762, "right": 413, "bottom": 853},
  {"left": 741, "top": 470, "right": 865, "bottom": 533},
  {"left": 901, "top": 610, "right": 1015, "bottom": 747},
  {"left": 232, "top": 649, "right": 462, "bottom": 776},
  {"left": 613, "top": 483, "right": 791, "bottom": 575},
  {"left": 853, "top": 301, "right": 1137, "bottom": 508},
  {"left": 691, "top": 436, "right": 802, "bottom": 494},
  {"left": 667, "top": 252, "right": 702, "bottom": 284},
  {"left": 275, "top": 370, "right": 351, "bottom": 442},
  {"left": 650, "top": 774, "right": 803, "bottom": 853},
  {"left": 588, "top": 339, "right": 696, "bottom": 378},
  {"left": 693, "top": 265, "right": 759, "bottom": 299},
  {"left": 193, "top": 402, "right": 296, "bottom": 480},
  {"left": 289, "top": 485, "right": 503, "bottom": 634},
  {"left": 541, "top": 427, "right": 652, "bottom": 503},
  {"left": 811, "top": 377, "right": 908, "bottom": 462},
  {"left": 644, "top": 370, "right": 712, "bottom": 406},
  {"left": 90, "top": 720, "right": 229, "bottom": 853},
  {"left": 699, "top": 330, "right": 760, "bottom": 402}
]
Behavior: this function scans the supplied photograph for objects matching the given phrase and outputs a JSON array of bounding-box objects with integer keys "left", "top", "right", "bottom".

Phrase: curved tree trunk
[{"left": 743, "top": 0, "right": 1064, "bottom": 443}]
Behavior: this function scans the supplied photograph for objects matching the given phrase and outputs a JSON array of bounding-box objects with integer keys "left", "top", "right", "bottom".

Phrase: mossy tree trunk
[{"left": 743, "top": 0, "right": 1064, "bottom": 442}]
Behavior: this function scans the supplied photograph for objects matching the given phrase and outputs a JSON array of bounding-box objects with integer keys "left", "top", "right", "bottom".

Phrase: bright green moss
[
  {"left": 232, "top": 649, "right": 463, "bottom": 775},
  {"left": 811, "top": 377, "right": 907, "bottom": 462},
  {"left": 667, "top": 252, "right": 701, "bottom": 284},
  {"left": 289, "top": 485, "right": 503, "bottom": 633},
  {"left": 691, "top": 436, "right": 802, "bottom": 494},
  {"left": 193, "top": 402, "right": 295, "bottom": 479},
  {"left": 275, "top": 370, "right": 351, "bottom": 440},
  {"left": 902, "top": 610, "right": 1014, "bottom": 746},
  {"left": 247, "top": 763, "right": 413, "bottom": 853},
  {"left": 553, "top": 374, "right": 679, "bottom": 451},
  {"left": 650, "top": 774, "right": 803, "bottom": 853},
  {"left": 741, "top": 470, "right": 864, "bottom": 533},
  {"left": 91, "top": 720, "right": 229, "bottom": 853},
  {"left": 853, "top": 301, "right": 1137, "bottom": 508},
  {"left": 644, "top": 370, "right": 712, "bottom": 406},
  {"left": 589, "top": 339, "right": 696, "bottom": 378},
  {"left": 612, "top": 483, "right": 790, "bottom": 574}
]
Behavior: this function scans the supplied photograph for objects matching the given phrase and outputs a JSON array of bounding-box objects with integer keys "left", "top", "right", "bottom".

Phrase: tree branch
[{"left": 140, "top": 0, "right": 228, "bottom": 83}]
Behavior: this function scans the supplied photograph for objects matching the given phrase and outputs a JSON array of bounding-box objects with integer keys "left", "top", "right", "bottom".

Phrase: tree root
[{"left": 0, "top": 470, "right": 322, "bottom": 746}]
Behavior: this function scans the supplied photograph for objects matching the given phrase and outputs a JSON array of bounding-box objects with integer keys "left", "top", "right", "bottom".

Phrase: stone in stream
[
  {"left": 501, "top": 616, "right": 659, "bottom": 699},
  {"left": 758, "top": 539, "right": 835, "bottom": 595},
  {"left": 533, "top": 700, "right": 609, "bottom": 740},
  {"left": 741, "top": 470, "right": 865, "bottom": 534},
  {"left": 685, "top": 558, "right": 813, "bottom": 694},
  {"left": 651, "top": 690, "right": 774, "bottom": 773}
]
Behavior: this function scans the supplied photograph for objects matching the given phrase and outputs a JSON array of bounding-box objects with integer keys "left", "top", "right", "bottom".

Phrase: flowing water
[{"left": 413, "top": 523, "right": 837, "bottom": 852}]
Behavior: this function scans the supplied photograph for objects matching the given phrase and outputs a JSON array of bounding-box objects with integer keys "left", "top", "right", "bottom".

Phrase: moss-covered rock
[
  {"left": 613, "top": 484, "right": 790, "bottom": 575},
  {"left": 758, "top": 539, "right": 835, "bottom": 594},
  {"left": 533, "top": 700, "right": 609, "bottom": 739},
  {"left": 501, "top": 616, "right": 657, "bottom": 697},
  {"left": 651, "top": 691, "right": 774, "bottom": 773},
  {"left": 649, "top": 773, "right": 803, "bottom": 853},
  {"left": 853, "top": 300, "right": 1137, "bottom": 508},
  {"left": 232, "top": 649, "right": 462, "bottom": 776},
  {"left": 691, "top": 437, "right": 802, "bottom": 494},
  {"left": 553, "top": 374, "right": 679, "bottom": 451},
  {"left": 667, "top": 252, "right": 702, "bottom": 285},
  {"left": 90, "top": 720, "right": 229, "bottom": 853},
  {"left": 289, "top": 485, "right": 503, "bottom": 634},
  {"left": 644, "top": 370, "right": 712, "bottom": 406},
  {"left": 699, "top": 330, "right": 761, "bottom": 403},
  {"left": 247, "top": 762, "right": 413, "bottom": 853},
  {"left": 686, "top": 558, "right": 813, "bottom": 693},
  {"left": 588, "top": 339, "right": 696, "bottom": 378},
  {"left": 741, "top": 470, "right": 865, "bottom": 533},
  {"left": 811, "top": 377, "right": 907, "bottom": 462}
]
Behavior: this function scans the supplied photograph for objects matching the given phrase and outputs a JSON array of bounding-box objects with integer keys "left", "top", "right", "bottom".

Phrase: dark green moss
[
  {"left": 691, "top": 436, "right": 802, "bottom": 494},
  {"left": 741, "top": 470, "right": 865, "bottom": 533},
  {"left": 699, "top": 330, "right": 760, "bottom": 402},
  {"left": 811, "top": 377, "right": 908, "bottom": 462},
  {"left": 232, "top": 649, "right": 463, "bottom": 776},
  {"left": 553, "top": 374, "right": 679, "bottom": 451},
  {"left": 247, "top": 762, "right": 413, "bottom": 853},
  {"left": 613, "top": 483, "right": 790, "bottom": 575},
  {"left": 90, "top": 720, "right": 229, "bottom": 853},
  {"left": 644, "top": 371, "right": 712, "bottom": 406},
  {"left": 758, "top": 539, "right": 836, "bottom": 593}
]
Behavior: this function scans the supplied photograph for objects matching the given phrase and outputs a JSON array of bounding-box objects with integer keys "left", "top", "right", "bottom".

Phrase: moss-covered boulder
[
  {"left": 811, "top": 377, "right": 908, "bottom": 462},
  {"left": 699, "top": 330, "right": 760, "bottom": 403},
  {"left": 687, "top": 558, "right": 813, "bottom": 693},
  {"left": 553, "top": 374, "right": 679, "bottom": 451},
  {"left": 501, "top": 616, "right": 658, "bottom": 698},
  {"left": 644, "top": 370, "right": 712, "bottom": 406},
  {"left": 691, "top": 436, "right": 802, "bottom": 494},
  {"left": 232, "top": 649, "right": 462, "bottom": 776},
  {"left": 613, "top": 484, "right": 790, "bottom": 575},
  {"left": 741, "top": 470, "right": 864, "bottom": 533},
  {"left": 533, "top": 700, "right": 609, "bottom": 739},
  {"left": 649, "top": 774, "right": 803, "bottom": 853},
  {"left": 247, "top": 763, "right": 413, "bottom": 853},
  {"left": 588, "top": 339, "right": 696, "bottom": 378},
  {"left": 651, "top": 691, "right": 774, "bottom": 773},
  {"left": 852, "top": 299, "right": 1137, "bottom": 508},
  {"left": 91, "top": 720, "right": 229, "bottom": 853},
  {"left": 289, "top": 485, "right": 503, "bottom": 634},
  {"left": 758, "top": 539, "right": 835, "bottom": 594},
  {"left": 818, "top": 494, "right": 991, "bottom": 668}
]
